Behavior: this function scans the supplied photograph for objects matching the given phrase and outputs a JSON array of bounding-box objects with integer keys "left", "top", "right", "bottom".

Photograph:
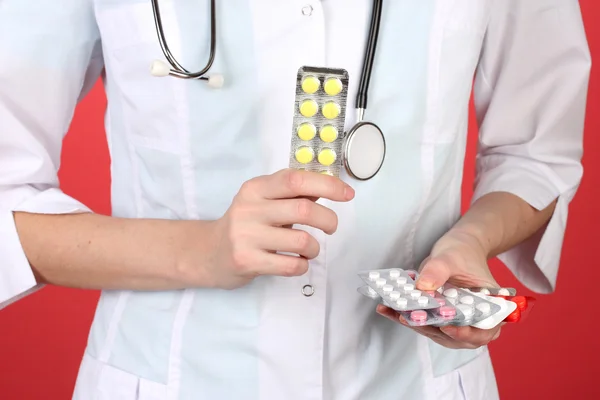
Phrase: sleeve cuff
[
  {"left": 472, "top": 156, "right": 576, "bottom": 294},
  {"left": 0, "top": 188, "right": 91, "bottom": 309},
  {"left": 0, "top": 211, "right": 40, "bottom": 308}
]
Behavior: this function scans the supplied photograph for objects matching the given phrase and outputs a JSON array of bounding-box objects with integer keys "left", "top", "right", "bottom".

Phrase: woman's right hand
[{"left": 204, "top": 169, "right": 355, "bottom": 289}]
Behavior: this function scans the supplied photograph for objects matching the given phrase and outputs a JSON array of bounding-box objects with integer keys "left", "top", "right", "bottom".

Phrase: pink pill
[
  {"left": 406, "top": 270, "right": 417, "bottom": 279},
  {"left": 410, "top": 310, "right": 428, "bottom": 322},
  {"left": 439, "top": 306, "right": 456, "bottom": 317},
  {"left": 436, "top": 298, "right": 446, "bottom": 306}
]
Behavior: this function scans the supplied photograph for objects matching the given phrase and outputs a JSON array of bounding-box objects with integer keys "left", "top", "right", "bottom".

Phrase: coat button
[{"left": 302, "top": 284, "right": 315, "bottom": 297}]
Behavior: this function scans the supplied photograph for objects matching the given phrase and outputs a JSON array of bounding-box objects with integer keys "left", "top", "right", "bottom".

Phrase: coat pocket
[
  {"left": 425, "top": 0, "right": 492, "bottom": 144},
  {"left": 73, "top": 352, "right": 168, "bottom": 400},
  {"left": 429, "top": 349, "right": 500, "bottom": 400},
  {"left": 94, "top": 0, "right": 187, "bottom": 151}
]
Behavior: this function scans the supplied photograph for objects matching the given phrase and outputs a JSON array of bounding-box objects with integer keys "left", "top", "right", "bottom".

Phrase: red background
[{"left": 1, "top": 3, "right": 598, "bottom": 399}]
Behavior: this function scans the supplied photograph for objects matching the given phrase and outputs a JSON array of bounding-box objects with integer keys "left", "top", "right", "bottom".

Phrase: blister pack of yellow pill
[{"left": 288, "top": 66, "right": 349, "bottom": 177}]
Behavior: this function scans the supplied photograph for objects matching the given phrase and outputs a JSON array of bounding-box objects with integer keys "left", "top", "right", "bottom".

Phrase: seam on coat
[
  {"left": 164, "top": 1, "right": 197, "bottom": 397},
  {"left": 98, "top": 291, "right": 131, "bottom": 363},
  {"left": 167, "top": 290, "right": 194, "bottom": 400},
  {"left": 404, "top": 1, "right": 445, "bottom": 268},
  {"left": 417, "top": 336, "right": 436, "bottom": 400}
]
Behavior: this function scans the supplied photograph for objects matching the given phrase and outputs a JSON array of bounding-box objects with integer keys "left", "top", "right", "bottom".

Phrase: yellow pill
[
  {"left": 319, "top": 125, "right": 338, "bottom": 143},
  {"left": 321, "top": 170, "right": 333, "bottom": 176},
  {"left": 322, "top": 102, "right": 340, "bottom": 119},
  {"left": 295, "top": 146, "right": 315, "bottom": 164},
  {"left": 324, "top": 78, "right": 343, "bottom": 96},
  {"left": 297, "top": 123, "right": 316, "bottom": 141},
  {"left": 301, "top": 76, "right": 320, "bottom": 94},
  {"left": 300, "top": 100, "right": 318, "bottom": 117},
  {"left": 318, "top": 148, "right": 337, "bottom": 166}
]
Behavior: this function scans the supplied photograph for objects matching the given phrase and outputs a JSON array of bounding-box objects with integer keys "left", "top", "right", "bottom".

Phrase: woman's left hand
[{"left": 377, "top": 229, "right": 503, "bottom": 349}]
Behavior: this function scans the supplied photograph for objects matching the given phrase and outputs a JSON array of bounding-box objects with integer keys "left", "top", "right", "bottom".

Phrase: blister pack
[
  {"left": 288, "top": 66, "right": 349, "bottom": 177},
  {"left": 501, "top": 295, "right": 536, "bottom": 323},
  {"left": 469, "top": 293, "right": 517, "bottom": 330},
  {"left": 436, "top": 283, "right": 502, "bottom": 326},
  {"left": 467, "top": 287, "right": 517, "bottom": 297},
  {"left": 358, "top": 269, "right": 441, "bottom": 311},
  {"left": 400, "top": 300, "right": 465, "bottom": 327},
  {"left": 357, "top": 285, "right": 380, "bottom": 300}
]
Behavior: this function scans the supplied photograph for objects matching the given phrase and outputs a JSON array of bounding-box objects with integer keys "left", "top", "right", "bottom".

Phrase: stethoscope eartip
[
  {"left": 207, "top": 74, "right": 225, "bottom": 89},
  {"left": 150, "top": 60, "right": 171, "bottom": 77}
]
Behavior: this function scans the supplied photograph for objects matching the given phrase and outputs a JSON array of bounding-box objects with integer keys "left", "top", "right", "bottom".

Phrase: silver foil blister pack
[
  {"left": 288, "top": 66, "right": 349, "bottom": 177},
  {"left": 358, "top": 268, "right": 441, "bottom": 311},
  {"left": 436, "top": 283, "right": 502, "bottom": 326},
  {"left": 466, "top": 287, "right": 517, "bottom": 297}
]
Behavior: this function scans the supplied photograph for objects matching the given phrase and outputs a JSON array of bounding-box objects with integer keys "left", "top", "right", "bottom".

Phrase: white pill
[
  {"left": 410, "top": 290, "right": 422, "bottom": 299},
  {"left": 437, "top": 287, "right": 444, "bottom": 294},
  {"left": 443, "top": 288, "right": 458, "bottom": 298},
  {"left": 457, "top": 304, "right": 474, "bottom": 318},
  {"left": 382, "top": 284, "right": 394, "bottom": 293},
  {"left": 476, "top": 302, "right": 491, "bottom": 314},
  {"left": 389, "top": 291, "right": 401, "bottom": 300},
  {"left": 367, "top": 287, "right": 377, "bottom": 296},
  {"left": 498, "top": 288, "right": 510, "bottom": 296},
  {"left": 396, "top": 277, "right": 407, "bottom": 286},
  {"left": 460, "top": 296, "right": 474, "bottom": 305},
  {"left": 418, "top": 296, "right": 429, "bottom": 306},
  {"left": 368, "top": 271, "right": 380, "bottom": 280},
  {"left": 375, "top": 278, "right": 386, "bottom": 287},
  {"left": 388, "top": 269, "right": 402, "bottom": 278},
  {"left": 479, "top": 288, "right": 491, "bottom": 295},
  {"left": 396, "top": 298, "right": 408, "bottom": 308},
  {"left": 403, "top": 284, "right": 415, "bottom": 292}
]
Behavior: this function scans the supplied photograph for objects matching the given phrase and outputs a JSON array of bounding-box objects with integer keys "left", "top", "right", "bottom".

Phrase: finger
[
  {"left": 258, "top": 226, "right": 320, "bottom": 259},
  {"left": 439, "top": 325, "right": 501, "bottom": 348},
  {"left": 376, "top": 304, "right": 399, "bottom": 322},
  {"left": 256, "top": 169, "right": 355, "bottom": 202},
  {"left": 375, "top": 306, "right": 467, "bottom": 347},
  {"left": 415, "top": 257, "right": 451, "bottom": 292},
  {"left": 249, "top": 251, "right": 309, "bottom": 278},
  {"left": 264, "top": 198, "right": 338, "bottom": 234}
]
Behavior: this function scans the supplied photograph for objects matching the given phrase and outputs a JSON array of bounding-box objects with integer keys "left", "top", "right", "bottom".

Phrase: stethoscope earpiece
[
  {"left": 207, "top": 74, "right": 225, "bottom": 89},
  {"left": 150, "top": 60, "right": 224, "bottom": 88},
  {"left": 150, "top": 60, "right": 171, "bottom": 77}
]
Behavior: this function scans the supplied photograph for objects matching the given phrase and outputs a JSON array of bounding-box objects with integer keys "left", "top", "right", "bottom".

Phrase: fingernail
[
  {"left": 416, "top": 277, "right": 435, "bottom": 291},
  {"left": 344, "top": 185, "right": 355, "bottom": 200}
]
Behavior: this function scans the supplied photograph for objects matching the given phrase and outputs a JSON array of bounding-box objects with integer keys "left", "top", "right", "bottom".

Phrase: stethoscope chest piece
[{"left": 343, "top": 122, "right": 386, "bottom": 180}]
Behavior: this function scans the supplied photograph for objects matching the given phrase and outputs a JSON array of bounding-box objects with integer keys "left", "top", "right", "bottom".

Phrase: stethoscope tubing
[{"left": 150, "top": 0, "right": 217, "bottom": 79}]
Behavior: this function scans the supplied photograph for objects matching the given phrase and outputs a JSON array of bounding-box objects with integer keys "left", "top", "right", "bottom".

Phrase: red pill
[
  {"left": 511, "top": 296, "right": 528, "bottom": 311},
  {"left": 505, "top": 307, "right": 521, "bottom": 323},
  {"left": 410, "top": 310, "right": 428, "bottom": 322},
  {"left": 439, "top": 306, "right": 456, "bottom": 318}
]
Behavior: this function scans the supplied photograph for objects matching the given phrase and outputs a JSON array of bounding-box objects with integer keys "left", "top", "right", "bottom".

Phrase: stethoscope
[{"left": 150, "top": 0, "right": 386, "bottom": 182}]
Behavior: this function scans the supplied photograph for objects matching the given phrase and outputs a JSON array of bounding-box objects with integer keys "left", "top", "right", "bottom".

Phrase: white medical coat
[{"left": 0, "top": 0, "right": 591, "bottom": 399}]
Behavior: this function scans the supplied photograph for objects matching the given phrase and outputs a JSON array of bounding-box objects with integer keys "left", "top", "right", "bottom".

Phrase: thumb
[{"left": 416, "top": 257, "right": 451, "bottom": 291}]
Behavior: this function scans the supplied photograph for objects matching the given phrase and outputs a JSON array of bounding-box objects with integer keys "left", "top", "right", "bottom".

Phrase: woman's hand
[{"left": 377, "top": 229, "right": 502, "bottom": 349}]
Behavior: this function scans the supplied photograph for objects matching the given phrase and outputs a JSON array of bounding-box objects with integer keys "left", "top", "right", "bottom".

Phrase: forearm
[
  {"left": 13, "top": 212, "right": 216, "bottom": 291},
  {"left": 453, "top": 192, "right": 557, "bottom": 259}
]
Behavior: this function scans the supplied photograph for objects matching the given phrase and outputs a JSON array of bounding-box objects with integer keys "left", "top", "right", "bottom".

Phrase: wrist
[
  {"left": 450, "top": 213, "right": 502, "bottom": 259},
  {"left": 174, "top": 219, "right": 220, "bottom": 288}
]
